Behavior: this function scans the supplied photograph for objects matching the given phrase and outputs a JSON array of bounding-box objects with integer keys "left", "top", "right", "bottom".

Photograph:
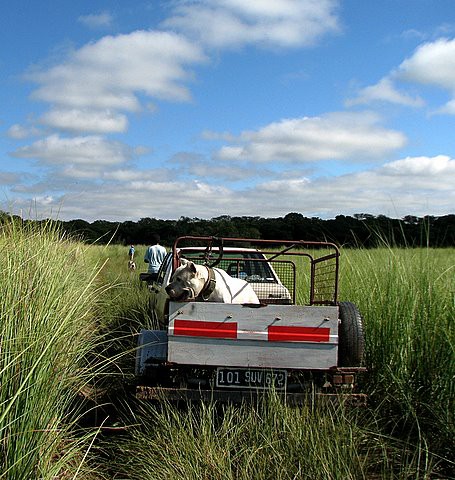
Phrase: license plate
[{"left": 216, "top": 367, "right": 287, "bottom": 390}]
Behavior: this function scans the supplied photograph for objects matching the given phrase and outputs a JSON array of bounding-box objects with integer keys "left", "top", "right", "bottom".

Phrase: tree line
[{"left": 2, "top": 211, "right": 452, "bottom": 248}]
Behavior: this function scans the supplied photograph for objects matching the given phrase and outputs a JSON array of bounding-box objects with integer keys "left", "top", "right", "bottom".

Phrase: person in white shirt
[{"left": 144, "top": 233, "right": 167, "bottom": 281}]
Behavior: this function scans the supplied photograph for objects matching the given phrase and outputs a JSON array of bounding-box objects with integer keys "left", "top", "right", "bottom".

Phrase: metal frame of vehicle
[{"left": 169, "top": 236, "right": 340, "bottom": 306}]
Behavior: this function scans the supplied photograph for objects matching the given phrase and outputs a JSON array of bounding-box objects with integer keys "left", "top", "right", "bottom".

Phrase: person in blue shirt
[
  {"left": 128, "top": 245, "right": 135, "bottom": 261},
  {"left": 144, "top": 234, "right": 167, "bottom": 281}
]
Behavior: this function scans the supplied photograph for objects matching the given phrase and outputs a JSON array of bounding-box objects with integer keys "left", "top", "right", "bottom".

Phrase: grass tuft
[{"left": 0, "top": 217, "right": 108, "bottom": 479}]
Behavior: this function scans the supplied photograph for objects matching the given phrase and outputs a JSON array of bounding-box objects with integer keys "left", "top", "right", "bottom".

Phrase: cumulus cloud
[
  {"left": 5, "top": 152, "right": 453, "bottom": 221},
  {"left": 163, "top": 0, "right": 340, "bottom": 49},
  {"left": 11, "top": 134, "right": 134, "bottom": 167},
  {"left": 436, "top": 98, "right": 455, "bottom": 114},
  {"left": 397, "top": 38, "right": 455, "bottom": 89},
  {"left": 351, "top": 38, "right": 455, "bottom": 112},
  {"left": 380, "top": 154, "right": 455, "bottom": 177},
  {"left": 346, "top": 77, "right": 424, "bottom": 107},
  {"left": 33, "top": 195, "right": 55, "bottom": 206},
  {"left": 396, "top": 37, "right": 455, "bottom": 113},
  {"left": 0, "top": 172, "right": 23, "bottom": 185},
  {"left": 103, "top": 167, "right": 174, "bottom": 182},
  {"left": 170, "top": 151, "right": 272, "bottom": 181},
  {"left": 18, "top": 2, "right": 340, "bottom": 138},
  {"left": 7, "top": 124, "right": 42, "bottom": 139},
  {"left": 29, "top": 30, "right": 206, "bottom": 108},
  {"left": 247, "top": 154, "right": 455, "bottom": 217},
  {"left": 6, "top": 3, "right": 454, "bottom": 222},
  {"left": 215, "top": 112, "right": 406, "bottom": 163},
  {"left": 40, "top": 108, "right": 128, "bottom": 133}
]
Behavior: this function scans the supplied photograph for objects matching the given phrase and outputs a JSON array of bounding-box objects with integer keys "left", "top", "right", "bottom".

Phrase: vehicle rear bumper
[{"left": 135, "top": 385, "right": 367, "bottom": 407}]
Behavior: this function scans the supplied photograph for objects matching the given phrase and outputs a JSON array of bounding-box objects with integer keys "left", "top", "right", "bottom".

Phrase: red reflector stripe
[
  {"left": 173, "top": 320, "right": 237, "bottom": 339},
  {"left": 268, "top": 325, "right": 330, "bottom": 342}
]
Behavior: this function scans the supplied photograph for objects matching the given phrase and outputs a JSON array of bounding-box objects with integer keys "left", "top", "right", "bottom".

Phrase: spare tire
[{"left": 338, "top": 302, "right": 365, "bottom": 367}]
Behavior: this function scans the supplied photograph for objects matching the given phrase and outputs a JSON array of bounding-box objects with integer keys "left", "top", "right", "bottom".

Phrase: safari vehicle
[{"left": 136, "top": 236, "right": 366, "bottom": 404}]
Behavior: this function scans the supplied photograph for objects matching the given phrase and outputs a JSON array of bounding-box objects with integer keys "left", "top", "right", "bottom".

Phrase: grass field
[{"left": 1, "top": 220, "right": 454, "bottom": 479}]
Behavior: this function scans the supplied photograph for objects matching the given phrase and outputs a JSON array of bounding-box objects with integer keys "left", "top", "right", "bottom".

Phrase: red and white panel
[{"left": 170, "top": 319, "right": 332, "bottom": 343}]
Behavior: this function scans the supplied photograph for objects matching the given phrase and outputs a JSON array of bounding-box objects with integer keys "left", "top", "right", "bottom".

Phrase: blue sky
[{"left": 1, "top": 0, "right": 455, "bottom": 222}]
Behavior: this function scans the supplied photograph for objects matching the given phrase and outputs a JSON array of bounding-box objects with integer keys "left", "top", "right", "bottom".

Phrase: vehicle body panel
[{"left": 167, "top": 302, "right": 339, "bottom": 369}]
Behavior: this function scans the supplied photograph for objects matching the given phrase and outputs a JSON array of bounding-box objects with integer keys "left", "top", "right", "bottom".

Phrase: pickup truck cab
[{"left": 136, "top": 236, "right": 366, "bottom": 404}]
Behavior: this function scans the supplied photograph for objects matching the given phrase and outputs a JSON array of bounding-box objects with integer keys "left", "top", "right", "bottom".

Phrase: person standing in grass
[
  {"left": 144, "top": 233, "right": 167, "bottom": 281},
  {"left": 128, "top": 244, "right": 135, "bottom": 261}
]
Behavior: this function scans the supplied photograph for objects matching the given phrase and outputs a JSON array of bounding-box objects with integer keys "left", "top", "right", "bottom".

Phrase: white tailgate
[{"left": 167, "top": 302, "right": 339, "bottom": 370}]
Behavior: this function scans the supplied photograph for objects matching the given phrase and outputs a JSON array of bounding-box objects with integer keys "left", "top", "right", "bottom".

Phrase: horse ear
[
  {"left": 188, "top": 261, "right": 197, "bottom": 273},
  {"left": 179, "top": 258, "right": 188, "bottom": 266}
]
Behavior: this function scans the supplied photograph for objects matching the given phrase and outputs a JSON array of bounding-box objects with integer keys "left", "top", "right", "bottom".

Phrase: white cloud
[
  {"left": 7, "top": 124, "right": 42, "bottom": 139},
  {"left": 8, "top": 152, "right": 454, "bottom": 222},
  {"left": 246, "top": 155, "right": 455, "bottom": 218},
  {"left": 34, "top": 195, "right": 55, "bottom": 206},
  {"left": 40, "top": 108, "right": 128, "bottom": 133},
  {"left": 28, "top": 30, "right": 207, "bottom": 119},
  {"left": 259, "top": 177, "right": 310, "bottom": 192},
  {"left": 380, "top": 155, "right": 455, "bottom": 177},
  {"left": 215, "top": 112, "right": 406, "bottom": 163},
  {"left": 103, "top": 168, "right": 173, "bottom": 182},
  {"left": 436, "top": 98, "right": 455, "bottom": 114},
  {"left": 397, "top": 38, "right": 455, "bottom": 90},
  {"left": 396, "top": 37, "right": 455, "bottom": 113},
  {"left": 0, "top": 172, "right": 22, "bottom": 184},
  {"left": 347, "top": 38, "right": 455, "bottom": 111},
  {"left": 170, "top": 151, "right": 271, "bottom": 181},
  {"left": 163, "top": 0, "right": 340, "bottom": 49},
  {"left": 59, "top": 165, "right": 103, "bottom": 180},
  {"left": 12, "top": 134, "right": 133, "bottom": 167},
  {"left": 346, "top": 77, "right": 424, "bottom": 107},
  {"left": 6, "top": 153, "right": 453, "bottom": 221},
  {"left": 78, "top": 12, "right": 114, "bottom": 29},
  {"left": 6, "top": 4, "right": 455, "bottom": 222}
]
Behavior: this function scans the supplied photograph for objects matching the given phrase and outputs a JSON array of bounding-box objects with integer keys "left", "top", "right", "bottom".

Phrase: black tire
[{"left": 338, "top": 301, "right": 365, "bottom": 367}]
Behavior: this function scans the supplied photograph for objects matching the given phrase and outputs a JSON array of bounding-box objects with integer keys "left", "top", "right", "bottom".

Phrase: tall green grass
[
  {"left": 109, "top": 394, "right": 440, "bottom": 479},
  {"left": 87, "top": 244, "right": 158, "bottom": 332},
  {"left": 5, "top": 228, "right": 450, "bottom": 479},
  {"left": 0, "top": 219, "right": 108, "bottom": 479},
  {"left": 110, "top": 397, "right": 364, "bottom": 479},
  {"left": 98, "top": 244, "right": 454, "bottom": 479},
  {"left": 82, "top": 244, "right": 159, "bottom": 390},
  {"left": 340, "top": 247, "right": 454, "bottom": 465}
]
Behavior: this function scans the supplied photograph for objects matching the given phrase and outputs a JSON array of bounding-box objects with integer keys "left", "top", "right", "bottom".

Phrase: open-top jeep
[{"left": 136, "top": 236, "right": 366, "bottom": 404}]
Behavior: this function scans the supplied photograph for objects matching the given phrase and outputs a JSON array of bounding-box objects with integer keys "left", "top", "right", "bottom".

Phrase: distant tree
[
  {"left": 62, "top": 219, "right": 95, "bottom": 241},
  {"left": 402, "top": 215, "right": 419, "bottom": 225},
  {"left": 10, "top": 211, "right": 454, "bottom": 247},
  {"left": 429, "top": 215, "right": 454, "bottom": 247},
  {"left": 353, "top": 213, "right": 375, "bottom": 221}
]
